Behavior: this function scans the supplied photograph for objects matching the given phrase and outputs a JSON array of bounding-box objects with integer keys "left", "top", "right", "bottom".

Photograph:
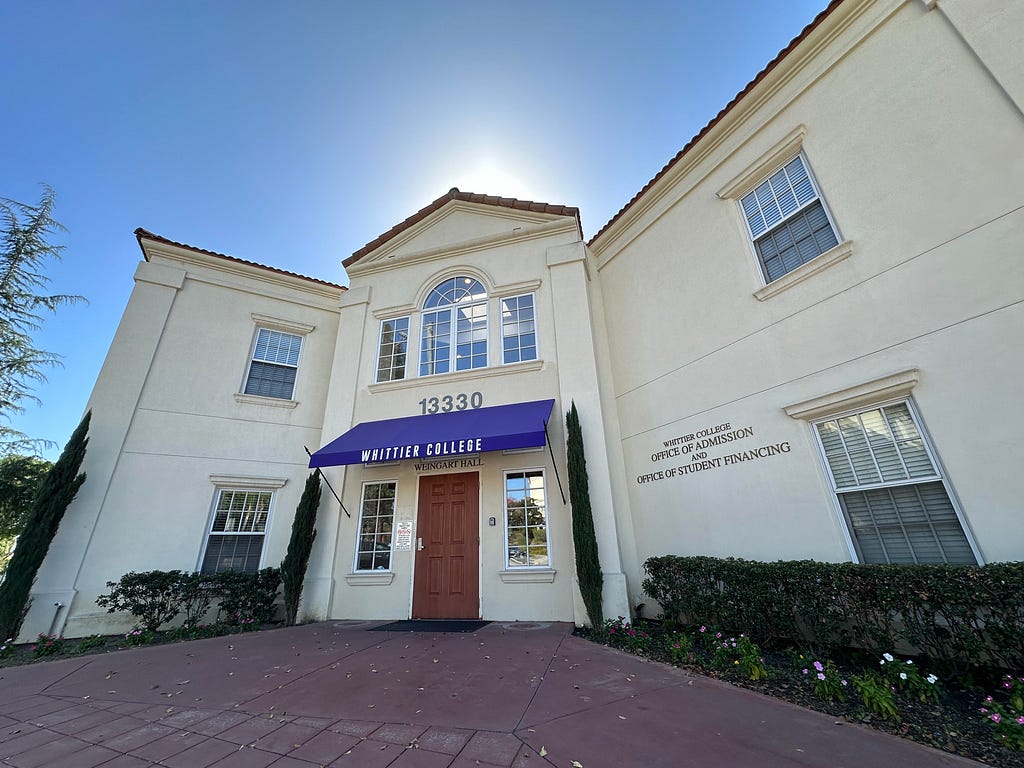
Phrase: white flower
[
  {"left": 899, "top": 672, "right": 907, "bottom": 680},
  {"left": 905, "top": 660, "right": 913, "bottom": 665},
  {"left": 879, "top": 659, "right": 886, "bottom": 666},
  {"left": 883, "top": 653, "right": 894, "bottom": 662},
  {"left": 926, "top": 674, "right": 938, "bottom": 684}
]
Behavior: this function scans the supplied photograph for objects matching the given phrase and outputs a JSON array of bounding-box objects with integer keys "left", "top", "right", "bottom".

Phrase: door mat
[{"left": 370, "top": 620, "right": 491, "bottom": 633}]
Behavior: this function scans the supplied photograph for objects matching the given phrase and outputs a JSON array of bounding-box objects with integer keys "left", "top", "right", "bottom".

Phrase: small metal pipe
[{"left": 47, "top": 601, "right": 64, "bottom": 638}]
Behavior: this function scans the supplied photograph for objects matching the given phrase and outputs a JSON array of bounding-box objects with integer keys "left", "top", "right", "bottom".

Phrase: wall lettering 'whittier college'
[{"left": 636, "top": 422, "right": 790, "bottom": 485}]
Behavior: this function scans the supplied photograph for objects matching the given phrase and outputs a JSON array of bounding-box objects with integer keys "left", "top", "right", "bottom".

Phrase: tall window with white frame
[
  {"left": 244, "top": 328, "right": 302, "bottom": 399},
  {"left": 814, "top": 401, "right": 977, "bottom": 565},
  {"left": 420, "top": 277, "right": 488, "bottom": 376},
  {"left": 505, "top": 470, "right": 549, "bottom": 568},
  {"left": 501, "top": 294, "right": 537, "bottom": 364},
  {"left": 376, "top": 317, "right": 409, "bottom": 382},
  {"left": 740, "top": 153, "right": 839, "bottom": 283},
  {"left": 201, "top": 489, "right": 272, "bottom": 573},
  {"left": 355, "top": 481, "right": 397, "bottom": 571}
]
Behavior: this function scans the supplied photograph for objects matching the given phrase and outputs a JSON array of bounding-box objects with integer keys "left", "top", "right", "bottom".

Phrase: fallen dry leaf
[{"left": 539, "top": 746, "right": 547, "bottom": 756}]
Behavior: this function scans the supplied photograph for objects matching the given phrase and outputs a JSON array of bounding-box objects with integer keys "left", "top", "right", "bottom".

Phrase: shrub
[
  {"left": 642, "top": 556, "right": 1024, "bottom": 671},
  {"left": 123, "top": 628, "right": 156, "bottom": 647},
  {"left": 282, "top": 472, "right": 321, "bottom": 626},
  {"left": 74, "top": 634, "right": 106, "bottom": 653},
  {"left": 96, "top": 570, "right": 184, "bottom": 632},
  {"left": 799, "top": 657, "right": 848, "bottom": 703},
  {"left": 665, "top": 631, "right": 693, "bottom": 663},
  {"left": 980, "top": 674, "right": 1024, "bottom": 751},
  {"left": 566, "top": 403, "right": 602, "bottom": 629},
  {"left": 31, "top": 633, "right": 65, "bottom": 658},
  {"left": 213, "top": 568, "right": 281, "bottom": 625},
  {"left": 706, "top": 631, "right": 767, "bottom": 681},
  {"left": 851, "top": 671, "right": 900, "bottom": 721},
  {"left": 97, "top": 567, "right": 282, "bottom": 633},
  {"left": 177, "top": 572, "right": 217, "bottom": 629},
  {"left": 877, "top": 652, "right": 941, "bottom": 703}
]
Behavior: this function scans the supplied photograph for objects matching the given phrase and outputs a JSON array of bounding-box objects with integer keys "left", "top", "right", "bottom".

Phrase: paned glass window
[
  {"left": 201, "top": 490, "right": 272, "bottom": 573},
  {"left": 355, "top": 482, "right": 396, "bottom": 571},
  {"left": 244, "top": 328, "right": 302, "bottom": 399},
  {"left": 420, "top": 277, "right": 487, "bottom": 375},
  {"left": 815, "top": 402, "right": 976, "bottom": 564},
  {"left": 501, "top": 294, "right": 537, "bottom": 364},
  {"left": 505, "top": 470, "right": 549, "bottom": 568},
  {"left": 376, "top": 317, "right": 409, "bottom": 382},
  {"left": 740, "top": 154, "right": 839, "bottom": 283}
]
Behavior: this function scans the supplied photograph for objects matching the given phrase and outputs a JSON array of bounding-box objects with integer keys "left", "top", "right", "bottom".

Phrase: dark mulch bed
[{"left": 576, "top": 622, "right": 1023, "bottom": 768}]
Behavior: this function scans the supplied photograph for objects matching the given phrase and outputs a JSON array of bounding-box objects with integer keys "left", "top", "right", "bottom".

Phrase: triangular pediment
[{"left": 345, "top": 188, "right": 581, "bottom": 271}]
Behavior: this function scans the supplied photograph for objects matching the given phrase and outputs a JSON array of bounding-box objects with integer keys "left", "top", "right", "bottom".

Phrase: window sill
[
  {"left": 345, "top": 572, "right": 395, "bottom": 586},
  {"left": 234, "top": 393, "right": 299, "bottom": 409},
  {"left": 499, "top": 569, "right": 556, "bottom": 584},
  {"left": 369, "top": 359, "right": 544, "bottom": 393},
  {"left": 752, "top": 239, "right": 853, "bottom": 302}
]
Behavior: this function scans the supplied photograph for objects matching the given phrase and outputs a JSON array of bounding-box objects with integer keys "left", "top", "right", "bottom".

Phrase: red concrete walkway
[{"left": 0, "top": 621, "right": 977, "bottom": 767}]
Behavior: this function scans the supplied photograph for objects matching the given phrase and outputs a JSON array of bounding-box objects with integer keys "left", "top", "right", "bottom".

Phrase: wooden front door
[{"left": 412, "top": 472, "right": 480, "bottom": 619}]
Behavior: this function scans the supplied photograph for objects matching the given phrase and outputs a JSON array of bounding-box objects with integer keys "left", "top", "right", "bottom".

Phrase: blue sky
[{"left": 1, "top": 0, "right": 827, "bottom": 458}]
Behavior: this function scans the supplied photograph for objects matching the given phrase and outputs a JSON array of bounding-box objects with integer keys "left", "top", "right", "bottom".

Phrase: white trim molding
[
  {"left": 753, "top": 239, "right": 854, "bottom": 301},
  {"left": 250, "top": 313, "right": 315, "bottom": 335},
  {"left": 783, "top": 368, "right": 921, "bottom": 421},
  {"left": 345, "top": 572, "right": 396, "bottom": 586},
  {"left": 234, "top": 393, "right": 300, "bottom": 409},
  {"left": 208, "top": 474, "right": 289, "bottom": 489},
  {"left": 499, "top": 569, "right": 557, "bottom": 584},
  {"left": 717, "top": 124, "right": 809, "bottom": 200}
]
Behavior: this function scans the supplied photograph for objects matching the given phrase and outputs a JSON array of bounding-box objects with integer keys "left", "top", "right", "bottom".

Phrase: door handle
[{"left": 417, "top": 537, "right": 424, "bottom": 551}]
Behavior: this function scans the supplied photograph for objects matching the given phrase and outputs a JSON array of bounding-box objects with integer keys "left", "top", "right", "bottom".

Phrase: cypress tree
[
  {"left": 281, "top": 470, "right": 321, "bottom": 626},
  {"left": 0, "top": 411, "right": 89, "bottom": 641},
  {"left": 566, "top": 401, "right": 603, "bottom": 628}
]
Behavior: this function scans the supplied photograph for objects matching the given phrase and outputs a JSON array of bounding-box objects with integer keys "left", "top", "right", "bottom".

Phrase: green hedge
[
  {"left": 642, "top": 556, "right": 1024, "bottom": 672},
  {"left": 97, "top": 568, "right": 281, "bottom": 632}
]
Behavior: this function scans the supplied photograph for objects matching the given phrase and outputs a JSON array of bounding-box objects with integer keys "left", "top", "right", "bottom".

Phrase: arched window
[{"left": 420, "top": 276, "right": 488, "bottom": 375}]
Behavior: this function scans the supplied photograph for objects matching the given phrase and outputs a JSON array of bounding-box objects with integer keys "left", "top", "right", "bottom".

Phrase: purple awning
[{"left": 308, "top": 399, "right": 555, "bottom": 468}]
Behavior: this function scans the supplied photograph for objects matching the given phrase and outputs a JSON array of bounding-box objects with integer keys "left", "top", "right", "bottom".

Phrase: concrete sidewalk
[{"left": 0, "top": 621, "right": 977, "bottom": 767}]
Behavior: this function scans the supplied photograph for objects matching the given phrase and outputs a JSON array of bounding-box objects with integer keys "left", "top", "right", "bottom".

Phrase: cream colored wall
[
  {"left": 591, "top": 0, "right": 1024, "bottom": 597},
  {"left": 327, "top": 208, "right": 620, "bottom": 623},
  {"left": 28, "top": 247, "right": 342, "bottom": 640}
]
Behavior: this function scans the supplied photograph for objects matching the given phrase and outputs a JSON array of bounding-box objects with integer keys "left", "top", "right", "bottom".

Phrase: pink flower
[
  {"left": 990, "top": 713, "right": 1001, "bottom": 723},
  {"left": 980, "top": 708, "right": 989, "bottom": 714},
  {"left": 813, "top": 661, "right": 823, "bottom": 672},
  {"left": 802, "top": 669, "right": 809, "bottom": 675},
  {"left": 716, "top": 632, "right": 722, "bottom": 639},
  {"left": 1017, "top": 717, "right": 1024, "bottom": 725},
  {"left": 699, "top": 626, "right": 706, "bottom": 633},
  {"left": 817, "top": 672, "right": 826, "bottom": 681}
]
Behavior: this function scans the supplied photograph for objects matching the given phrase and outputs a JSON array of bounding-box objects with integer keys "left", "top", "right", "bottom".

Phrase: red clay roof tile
[
  {"left": 343, "top": 188, "right": 582, "bottom": 269},
  {"left": 588, "top": 0, "right": 846, "bottom": 247},
  {"left": 134, "top": 228, "right": 345, "bottom": 290}
]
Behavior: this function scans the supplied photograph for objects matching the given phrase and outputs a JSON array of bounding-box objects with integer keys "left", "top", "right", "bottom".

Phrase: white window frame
[
  {"left": 739, "top": 151, "right": 842, "bottom": 285},
  {"left": 503, "top": 468, "right": 552, "bottom": 570},
  {"left": 242, "top": 325, "right": 306, "bottom": 401},
  {"left": 810, "top": 397, "right": 982, "bottom": 565},
  {"left": 500, "top": 292, "right": 539, "bottom": 366},
  {"left": 353, "top": 480, "right": 398, "bottom": 573},
  {"left": 419, "top": 276, "right": 489, "bottom": 377},
  {"left": 199, "top": 487, "right": 276, "bottom": 574},
  {"left": 375, "top": 315, "right": 410, "bottom": 383}
]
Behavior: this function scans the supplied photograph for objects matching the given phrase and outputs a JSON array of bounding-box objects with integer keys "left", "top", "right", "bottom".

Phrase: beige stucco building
[{"left": 24, "top": 0, "right": 1024, "bottom": 640}]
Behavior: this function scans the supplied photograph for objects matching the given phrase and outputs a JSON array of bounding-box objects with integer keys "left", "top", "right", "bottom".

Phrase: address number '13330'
[{"left": 418, "top": 392, "right": 483, "bottom": 415}]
